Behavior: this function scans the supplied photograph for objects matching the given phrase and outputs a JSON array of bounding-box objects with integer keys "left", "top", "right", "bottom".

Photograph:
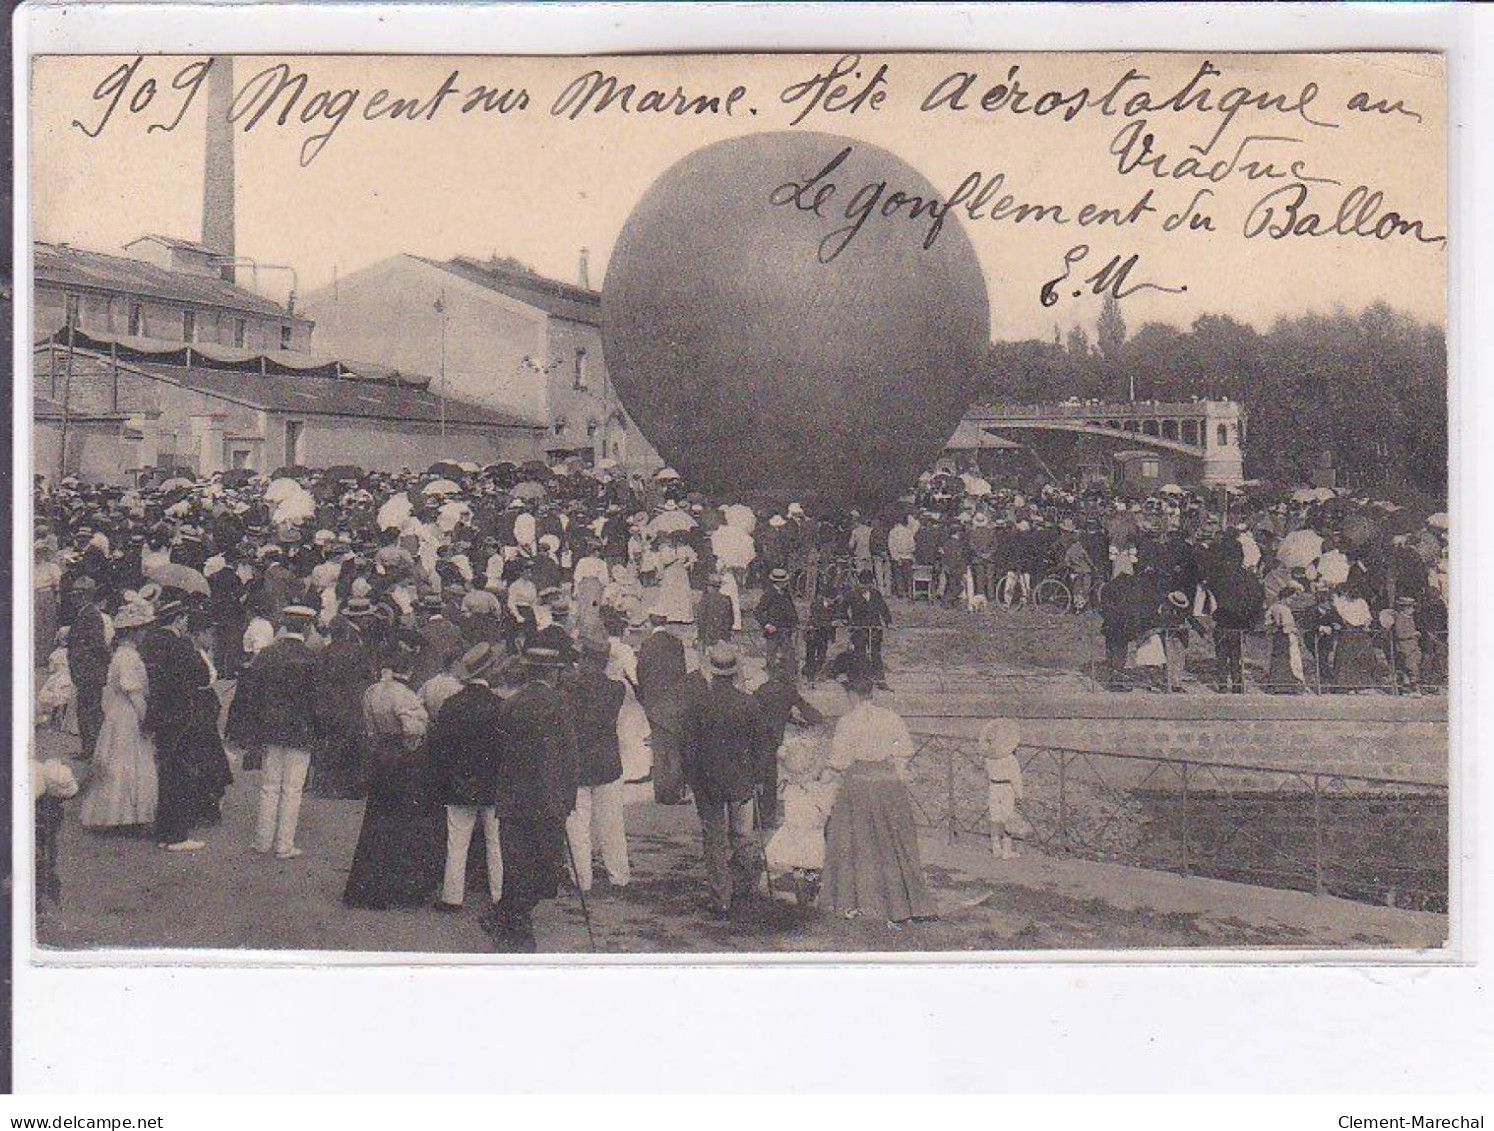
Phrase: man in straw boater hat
[
  {"left": 481, "top": 644, "right": 579, "bottom": 953},
  {"left": 754, "top": 566, "right": 799, "bottom": 681},
  {"left": 680, "top": 644, "right": 776, "bottom": 919},
  {"left": 226, "top": 604, "right": 322, "bottom": 859},
  {"left": 428, "top": 642, "right": 508, "bottom": 913}
]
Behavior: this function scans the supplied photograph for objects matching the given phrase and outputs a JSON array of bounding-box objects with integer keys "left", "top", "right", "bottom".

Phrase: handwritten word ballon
[{"left": 602, "top": 131, "right": 990, "bottom": 513}]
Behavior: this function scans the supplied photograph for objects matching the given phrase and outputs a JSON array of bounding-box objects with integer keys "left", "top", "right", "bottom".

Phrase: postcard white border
[{"left": 11, "top": 1, "right": 1491, "bottom": 1092}]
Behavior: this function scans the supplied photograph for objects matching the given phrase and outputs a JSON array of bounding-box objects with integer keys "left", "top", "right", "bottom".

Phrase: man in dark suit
[
  {"left": 66, "top": 575, "right": 110, "bottom": 759},
  {"left": 483, "top": 645, "right": 578, "bottom": 952},
  {"left": 428, "top": 642, "right": 507, "bottom": 911},
  {"left": 695, "top": 572, "right": 735, "bottom": 653},
  {"left": 754, "top": 568, "right": 799, "bottom": 679},
  {"left": 751, "top": 667, "right": 825, "bottom": 828},
  {"left": 225, "top": 605, "right": 322, "bottom": 859},
  {"left": 681, "top": 645, "right": 775, "bottom": 917},
  {"left": 636, "top": 614, "right": 690, "bottom": 804},
  {"left": 560, "top": 636, "right": 629, "bottom": 891}
]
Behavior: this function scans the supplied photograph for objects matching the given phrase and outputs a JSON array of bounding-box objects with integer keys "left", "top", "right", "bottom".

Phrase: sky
[{"left": 30, "top": 51, "right": 1446, "bottom": 342}]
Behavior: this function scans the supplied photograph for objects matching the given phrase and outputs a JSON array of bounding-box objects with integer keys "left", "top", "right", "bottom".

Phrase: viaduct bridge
[{"left": 956, "top": 398, "right": 1246, "bottom": 485}]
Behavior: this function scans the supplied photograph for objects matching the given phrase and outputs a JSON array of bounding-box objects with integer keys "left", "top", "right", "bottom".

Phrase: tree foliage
[{"left": 978, "top": 304, "right": 1446, "bottom": 497}]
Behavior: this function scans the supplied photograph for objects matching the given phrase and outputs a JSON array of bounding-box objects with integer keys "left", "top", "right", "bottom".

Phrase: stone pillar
[
  {"left": 1199, "top": 401, "right": 1245, "bottom": 485},
  {"left": 193, "top": 413, "right": 229, "bottom": 476}
]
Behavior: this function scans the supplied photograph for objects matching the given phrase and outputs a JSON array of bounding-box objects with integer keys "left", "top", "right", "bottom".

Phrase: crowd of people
[
  {"left": 30, "top": 459, "right": 938, "bottom": 947},
  {"left": 29, "top": 453, "right": 1449, "bottom": 947}
]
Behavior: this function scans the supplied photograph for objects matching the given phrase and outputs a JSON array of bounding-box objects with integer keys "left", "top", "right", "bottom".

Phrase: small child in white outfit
[
  {"left": 979, "top": 719, "right": 1026, "bottom": 860},
  {"left": 765, "top": 725, "right": 837, "bottom": 905}
]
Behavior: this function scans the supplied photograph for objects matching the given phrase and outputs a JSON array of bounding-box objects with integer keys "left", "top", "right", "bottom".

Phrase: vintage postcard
[{"left": 22, "top": 48, "right": 1450, "bottom": 960}]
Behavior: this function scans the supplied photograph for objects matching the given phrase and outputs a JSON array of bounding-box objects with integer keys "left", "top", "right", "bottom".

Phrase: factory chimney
[
  {"left": 202, "top": 55, "right": 236, "bottom": 283},
  {"left": 578, "top": 247, "right": 591, "bottom": 290}
]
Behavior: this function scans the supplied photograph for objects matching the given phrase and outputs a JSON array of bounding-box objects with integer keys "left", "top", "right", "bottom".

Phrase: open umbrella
[
  {"left": 1277, "top": 529, "right": 1324, "bottom": 568},
  {"left": 265, "top": 477, "right": 304, "bottom": 504},
  {"left": 720, "top": 503, "right": 756, "bottom": 533},
  {"left": 1158, "top": 484, "right": 1186, "bottom": 496},
  {"left": 145, "top": 560, "right": 211, "bottom": 597},
  {"left": 422, "top": 478, "right": 461, "bottom": 496},
  {"left": 322, "top": 464, "right": 364, "bottom": 482},
  {"left": 655, "top": 467, "right": 681, "bottom": 482},
  {"left": 158, "top": 477, "right": 195, "bottom": 492},
  {"left": 1317, "top": 549, "right": 1351, "bottom": 586},
  {"left": 1292, "top": 486, "right": 1337, "bottom": 504},
  {"left": 428, "top": 460, "right": 466, "bottom": 478},
  {"left": 647, "top": 509, "right": 696, "bottom": 535},
  {"left": 377, "top": 491, "right": 414, "bottom": 531},
  {"left": 510, "top": 480, "right": 548, "bottom": 501}
]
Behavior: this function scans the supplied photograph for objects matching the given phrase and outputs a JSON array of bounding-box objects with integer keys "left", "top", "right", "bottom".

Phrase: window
[
  {"left": 182, "top": 309, "right": 197, "bottom": 343},
  {"left": 573, "top": 347, "right": 588, "bottom": 390},
  {"left": 64, "top": 293, "right": 80, "bottom": 328},
  {"left": 128, "top": 303, "right": 144, "bottom": 336},
  {"left": 280, "top": 325, "right": 293, "bottom": 350},
  {"left": 284, "top": 421, "right": 303, "bottom": 467},
  {"left": 1216, "top": 423, "right": 1229, "bottom": 446},
  {"left": 1141, "top": 459, "right": 1160, "bottom": 478},
  {"left": 234, "top": 317, "right": 247, "bottom": 348},
  {"left": 231, "top": 448, "right": 251, "bottom": 470}
]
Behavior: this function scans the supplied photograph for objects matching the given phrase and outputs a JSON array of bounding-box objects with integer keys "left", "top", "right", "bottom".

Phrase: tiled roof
[
  {"left": 421, "top": 255, "right": 601, "bottom": 325},
  {"left": 132, "top": 358, "right": 544, "bottom": 430},
  {"left": 35, "top": 240, "right": 308, "bottom": 322}
]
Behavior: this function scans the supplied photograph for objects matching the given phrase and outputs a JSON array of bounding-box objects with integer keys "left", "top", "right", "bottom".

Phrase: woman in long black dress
[
  {"left": 151, "top": 609, "right": 234, "bottom": 851},
  {"left": 343, "top": 639, "right": 444, "bottom": 909}
]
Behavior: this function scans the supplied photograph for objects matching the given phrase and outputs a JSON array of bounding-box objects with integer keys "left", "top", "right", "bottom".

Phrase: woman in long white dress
[{"left": 80, "top": 604, "right": 159, "bottom": 830}]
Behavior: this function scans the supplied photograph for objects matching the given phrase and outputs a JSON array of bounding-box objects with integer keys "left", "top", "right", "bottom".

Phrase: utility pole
[
  {"left": 436, "top": 289, "right": 448, "bottom": 438},
  {"left": 57, "top": 302, "right": 78, "bottom": 486}
]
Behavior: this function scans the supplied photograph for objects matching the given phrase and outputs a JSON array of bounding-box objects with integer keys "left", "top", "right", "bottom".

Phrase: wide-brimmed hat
[
  {"left": 282, "top": 604, "right": 318, "bottom": 621},
  {"left": 769, "top": 567, "right": 790, "bottom": 584},
  {"left": 1167, "top": 591, "right": 1190, "bottom": 609},
  {"left": 114, "top": 602, "right": 155, "bottom": 629},
  {"left": 522, "top": 645, "right": 566, "bottom": 667},
  {"left": 457, "top": 641, "right": 502, "bottom": 681},
  {"left": 706, "top": 643, "right": 739, "bottom": 677},
  {"left": 341, "top": 597, "right": 375, "bottom": 619}
]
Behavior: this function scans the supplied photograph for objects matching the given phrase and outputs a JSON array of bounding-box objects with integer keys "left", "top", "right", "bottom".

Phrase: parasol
[
  {"left": 510, "top": 480, "right": 548, "bottom": 501},
  {"left": 1158, "top": 483, "right": 1186, "bottom": 496},
  {"left": 647, "top": 509, "right": 697, "bottom": 535},
  {"left": 428, "top": 461, "right": 466, "bottom": 478},
  {"left": 720, "top": 503, "right": 756, "bottom": 533},
  {"left": 145, "top": 560, "right": 211, "bottom": 597},
  {"left": 1317, "top": 549, "right": 1351, "bottom": 586},
  {"left": 265, "top": 477, "right": 304, "bottom": 504},
  {"left": 655, "top": 467, "right": 681, "bottom": 481},
  {"left": 158, "top": 477, "right": 195, "bottom": 492},
  {"left": 377, "top": 491, "right": 414, "bottom": 531},
  {"left": 1277, "top": 529, "right": 1324, "bottom": 568},
  {"left": 422, "top": 478, "right": 461, "bottom": 496}
]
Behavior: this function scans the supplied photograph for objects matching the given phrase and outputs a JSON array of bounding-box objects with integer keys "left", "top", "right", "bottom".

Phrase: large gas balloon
[{"left": 602, "top": 131, "right": 990, "bottom": 513}]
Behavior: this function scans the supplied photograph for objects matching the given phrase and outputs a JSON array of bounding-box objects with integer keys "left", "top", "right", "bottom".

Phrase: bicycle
[{"left": 1029, "top": 571, "right": 1106, "bottom": 614}]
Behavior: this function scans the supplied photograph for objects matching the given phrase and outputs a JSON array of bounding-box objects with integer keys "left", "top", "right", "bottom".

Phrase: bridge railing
[{"left": 902, "top": 733, "right": 1449, "bottom": 912}]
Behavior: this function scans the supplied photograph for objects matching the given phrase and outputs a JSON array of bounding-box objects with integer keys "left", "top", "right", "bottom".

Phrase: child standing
[{"left": 980, "top": 719, "right": 1027, "bottom": 860}]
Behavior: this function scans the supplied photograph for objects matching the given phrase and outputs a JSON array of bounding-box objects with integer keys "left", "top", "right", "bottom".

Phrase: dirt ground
[
  {"left": 33, "top": 731, "right": 1444, "bottom": 956},
  {"left": 30, "top": 599, "right": 1447, "bottom": 956}
]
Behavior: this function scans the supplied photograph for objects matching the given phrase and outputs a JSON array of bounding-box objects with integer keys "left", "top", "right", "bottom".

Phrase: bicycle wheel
[{"left": 1033, "top": 577, "right": 1072, "bottom": 613}]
